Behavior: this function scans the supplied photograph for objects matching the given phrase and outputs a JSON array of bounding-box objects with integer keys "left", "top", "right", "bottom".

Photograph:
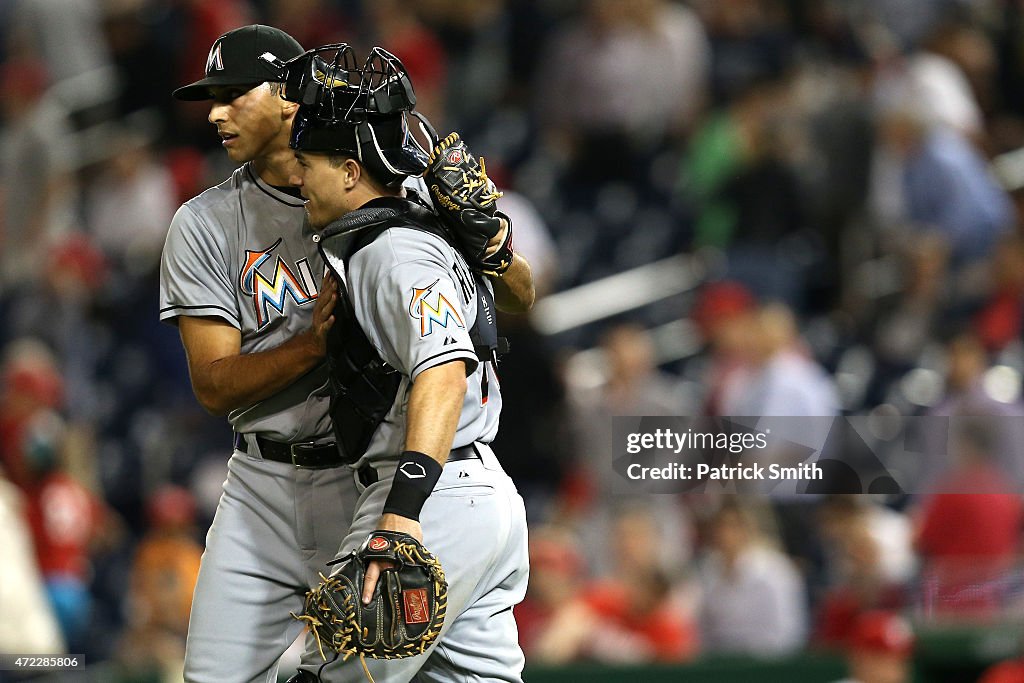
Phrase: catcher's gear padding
[
  {"left": 296, "top": 531, "right": 448, "bottom": 668},
  {"left": 425, "top": 133, "right": 514, "bottom": 276}
]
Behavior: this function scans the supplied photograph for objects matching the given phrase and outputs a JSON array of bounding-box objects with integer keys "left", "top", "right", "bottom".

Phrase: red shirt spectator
[
  {"left": 816, "top": 584, "right": 907, "bottom": 649},
  {"left": 916, "top": 467, "right": 1022, "bottom": 563},
  {"left": 581, "top": 579, "right": 698, "bottom": 662},
  {"left": 24, "top": 472, "right": 104, "bottom": 579}
]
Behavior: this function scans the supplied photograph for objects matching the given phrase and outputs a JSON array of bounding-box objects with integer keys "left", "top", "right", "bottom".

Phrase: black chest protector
[{"left": 317, "top": 195, "right": 503, "bottom": 464}]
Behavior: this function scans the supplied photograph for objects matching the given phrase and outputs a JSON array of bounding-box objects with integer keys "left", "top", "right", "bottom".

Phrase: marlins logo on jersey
[
  {"left": 409, "top": 279, "right": 464, "bottom": 337},
  {"left": 240, "top": 238, "right": 318, "bottom": 329}
]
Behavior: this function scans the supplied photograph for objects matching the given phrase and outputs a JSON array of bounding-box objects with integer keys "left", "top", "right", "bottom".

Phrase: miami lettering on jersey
[
  {"left": 240, "top": 238, "right": 317, "bottom": 329},
  {"left": 409, "top": 279, "right": 464, "bottom": 337}
]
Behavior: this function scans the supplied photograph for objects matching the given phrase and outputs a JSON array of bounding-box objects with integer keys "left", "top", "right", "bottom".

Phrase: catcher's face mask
[{"left": 280, "top": 44, "right": 436, "bottom": 185}]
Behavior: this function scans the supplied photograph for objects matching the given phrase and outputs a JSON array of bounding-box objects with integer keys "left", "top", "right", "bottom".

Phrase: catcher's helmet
[{"left": 280, "top": 44, "right": 435, "bottom": 186}]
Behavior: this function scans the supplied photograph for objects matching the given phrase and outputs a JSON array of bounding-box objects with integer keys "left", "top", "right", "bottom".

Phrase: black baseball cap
[{"left": 173, "top": 25, "right": 304, "bottom": 101}]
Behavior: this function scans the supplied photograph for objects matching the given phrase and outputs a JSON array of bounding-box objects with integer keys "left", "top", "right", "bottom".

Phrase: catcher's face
[
  {"left": 290, "top": 152, "right": 348, "bottom": 228},
  {"left": 207, "top": 83, "right": 293, "bottom": 164}
]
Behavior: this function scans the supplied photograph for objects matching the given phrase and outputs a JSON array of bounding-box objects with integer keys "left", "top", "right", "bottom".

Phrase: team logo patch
[
  {"left": 239, "top": 238, "right": 317, "bottom": 329},
  {"left": 368, "top": 536, "right": 390, "bottom": 552},
  {"left": 403, "top": 589, "right": 430, "bottom": 624},
  {"left": 409, "top": 279, "right": 465, "bottom": 337},
  {"left": 206, "top": 41, "right": 224, "bottom": 74}
]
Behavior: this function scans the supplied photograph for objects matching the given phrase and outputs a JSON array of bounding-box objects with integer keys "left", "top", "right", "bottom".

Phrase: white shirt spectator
[{"left": 700, "top": 543, "right": 808, "bottom": 656}]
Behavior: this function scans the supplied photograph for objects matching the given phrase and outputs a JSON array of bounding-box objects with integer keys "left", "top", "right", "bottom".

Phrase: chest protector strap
[{"left": 317, "top": 195, "right": 502, "bottom": 464}]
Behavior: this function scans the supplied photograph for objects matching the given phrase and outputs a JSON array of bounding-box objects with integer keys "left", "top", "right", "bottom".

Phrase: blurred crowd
[{"left": 3, "top": 0, "right": 1024, "bottom": 681}]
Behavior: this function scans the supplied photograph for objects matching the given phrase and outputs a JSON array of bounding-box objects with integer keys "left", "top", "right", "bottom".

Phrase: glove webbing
[
  {"left": 427, "top": 133, "right": 503, "bottom": 208},
  {"left": 293, "top": 578, "right": 378, "bottom": 683},
  {"left": 293, "top": 538, "right": 447, "bottom": 681}
]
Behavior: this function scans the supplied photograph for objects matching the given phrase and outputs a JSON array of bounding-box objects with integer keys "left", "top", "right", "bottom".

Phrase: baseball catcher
[{"left": 295, "top": 531, "right": 447, "bottom": 680}]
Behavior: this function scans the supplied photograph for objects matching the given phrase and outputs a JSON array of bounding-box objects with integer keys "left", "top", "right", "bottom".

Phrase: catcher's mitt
[
  {"left": 296, "top": 531, "right": 447, "bottom": 670},
  {"left": 424, "top": 132, "right": 514, "bottom": 276}
]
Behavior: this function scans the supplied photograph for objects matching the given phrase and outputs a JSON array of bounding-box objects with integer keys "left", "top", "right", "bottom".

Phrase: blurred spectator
[
  {"left": 415, "top": 0, "right": 510, "bottom": 131},
  {"left": 974, "top": 235, "right": 1024, "bottom": 353},
  {"left": 923, "top": 20, "right": 999, "bottom": 117},
  {"left": 539, "top": 0, "right": 709, "bottom": 178},
  {"left": 533, "top": 507, "right": 698, "bottom": 664},
  {"left": 815, "top": 497, "right": 911, "bottom": 649},
  {"left": 102, "top": 1, "right": 178, "bottom": 122},
  {"left": 0, "top": 59, "right": 78, "bottom": 293},
  {"left": 699, "top": 501, "right": 808, "bottom": 655},
  {"left": 689, "top": 280, "right": 756, "bottom": 415},
  {"left": 6, "top": 0, "right": 114, "bottom": 102},
  {"left": 914, "top": 420, "right": 1023, "bottom": 615},
  {"left": 116, "top": 485, "right": 202, "bottom": 682},
  {"left": 680, "top": 76, "right": 809, "bottom": 307},
  {"left": 561, "top": 323, "right": 693, "bottom": 570},
  {"left": 565, "top": 322, "right": 689, "bottom": 503},
  {"left": 0, "top": 469, "right": 65, "bottom": 654},
  {"left": 84, "top": 131, "right": 177, "bottom": 278},
  {"left": 3, "top": 236, "right": 109, "bottom": 428},
  {"left": 693, "top": 0, "right": 794, "bottom": 106},
  {"left": 860, "top": 235, "right": 951, "bottom": 402},
  {"left": 0, "top": 339, "right": 64, "bottom": 488},
  {"left": 829, "top": 610, "right": 914, "bottom": 683},
  {"left": 516, "top": 525, "right": 585, "bottom": 660},
  {"left": 872, "top": 64, "right": 1012, "bottom": 268},
  {"left": 718, "top": 303, "right": 839, "bottom": 417},
  {"left": 19, "top": 410, "right": 109, "bottom": 652},
  {"left": 363, "top": 0, "right": 448, "bottom": 126},
  {"left": 923, "top": 330, "right": 1024, "bottom": 488}
]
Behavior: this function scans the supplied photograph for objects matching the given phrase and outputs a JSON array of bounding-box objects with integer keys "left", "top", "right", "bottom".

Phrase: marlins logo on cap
[{"left": 206, "top": 41, "right": 225, "bottom": 73}]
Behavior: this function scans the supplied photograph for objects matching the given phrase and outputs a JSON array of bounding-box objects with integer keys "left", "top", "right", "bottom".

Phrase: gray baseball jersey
[
  {"left": 160, "top": 169, "right": 431, "bottom": 442},
  {"left": 329, "top": 225, "right": 502, "bottom": 466},
  {"left": 159, "top": 162, "right": 330, "bottom": 441}
]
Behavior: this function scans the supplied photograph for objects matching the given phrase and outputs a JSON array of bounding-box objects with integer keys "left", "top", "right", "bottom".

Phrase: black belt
[
  {"left": 234, "top": 432, "right": 345, "bottom": 469},
  {"left": 357, "top": 444, "right": 481, "bottom": 487}
]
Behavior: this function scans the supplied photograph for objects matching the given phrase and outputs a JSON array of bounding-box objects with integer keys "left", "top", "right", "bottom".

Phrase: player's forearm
[
  {"left": 403, "top": 361, "right": 467, "bottom": 464},
  {"left": 491, "top": 254, "right": 535, "bottom": 314},
  {"left": 192, "top": 331, "right": 323, "bottom": 415}
]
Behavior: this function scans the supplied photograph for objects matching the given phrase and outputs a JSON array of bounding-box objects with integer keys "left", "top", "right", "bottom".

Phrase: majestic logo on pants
[
  {"left": 409, "top": 279, "right": 464, "bottom": 338},
  {"left": 240, "top": 238, "right": 317, "bottom": 329}
]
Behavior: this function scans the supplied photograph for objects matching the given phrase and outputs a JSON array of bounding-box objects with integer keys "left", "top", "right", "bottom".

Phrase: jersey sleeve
[
  {"left": 365, "top": 259, "right": 479, "bottom": 382},
  {"left": 159, "top": 203, "right": 240, "bottom": 327}
]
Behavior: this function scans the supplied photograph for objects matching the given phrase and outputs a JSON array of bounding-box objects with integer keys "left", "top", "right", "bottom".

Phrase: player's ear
[{"left": 342, "top": 159, "right": 361, "bottom": 189}]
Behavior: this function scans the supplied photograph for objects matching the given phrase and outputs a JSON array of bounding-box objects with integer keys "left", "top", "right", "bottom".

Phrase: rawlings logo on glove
[{"left": 424, "top": 133, "right": 514, "bottom": 276}]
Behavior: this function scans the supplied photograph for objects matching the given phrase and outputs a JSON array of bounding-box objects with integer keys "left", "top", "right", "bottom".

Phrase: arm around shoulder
[{"left": 491, "top": 252, "right": 535, "bottom": 314}]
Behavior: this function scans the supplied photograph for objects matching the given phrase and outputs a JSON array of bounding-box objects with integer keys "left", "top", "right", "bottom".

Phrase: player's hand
[
  {"left": 483, "top": 218, "right": 510, "bottom": 259},
  {"left": 308, "top": 273, "right": 337, "bottom": 356},
  {"left": 361, "top": 513, "right": 423, "bottom": 604}
]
